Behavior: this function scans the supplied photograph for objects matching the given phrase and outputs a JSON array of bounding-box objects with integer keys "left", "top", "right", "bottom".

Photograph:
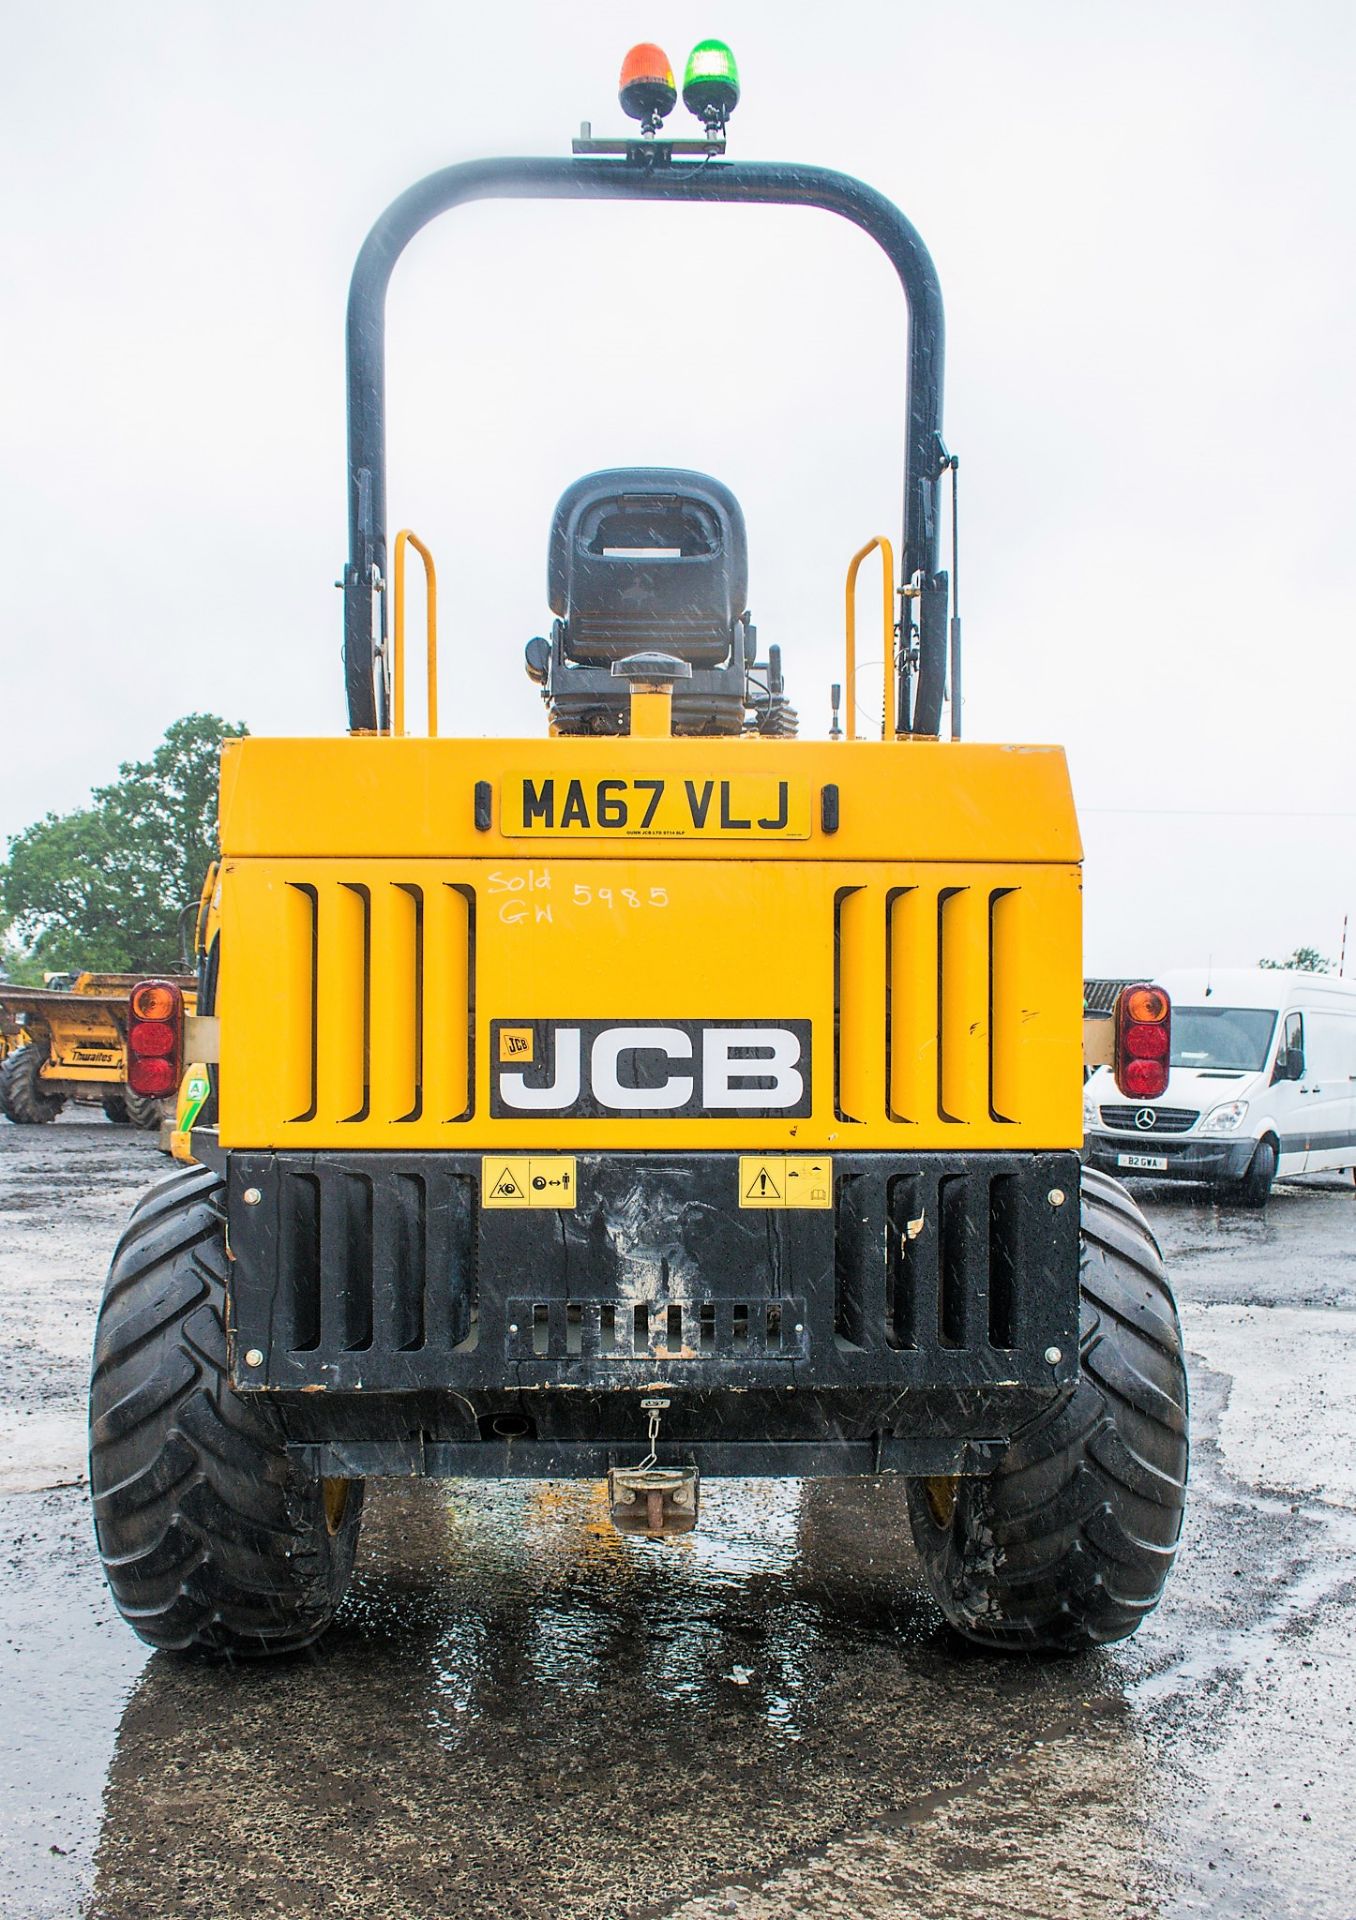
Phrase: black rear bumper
[{"left": 225, "top": 1149, "right": 1081, "bottom": 1476}]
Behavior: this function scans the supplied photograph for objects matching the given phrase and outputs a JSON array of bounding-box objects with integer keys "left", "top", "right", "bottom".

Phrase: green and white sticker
[{"left": 178, "top": 1069, "right": 211, "bottom": 1132}]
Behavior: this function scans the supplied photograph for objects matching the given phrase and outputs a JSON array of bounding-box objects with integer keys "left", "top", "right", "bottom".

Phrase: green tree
[
  {"left": 0, "top": 714, "right": 246, "bottom": 974},
  {"left": 0, "top": 907, "right": 44, "bottom": 986},
  {"left": 1259, "top": 946, "right": 1332, "bottom": 973}
]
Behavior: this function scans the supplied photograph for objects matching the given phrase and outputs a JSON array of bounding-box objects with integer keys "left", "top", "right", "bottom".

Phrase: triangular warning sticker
[
  {"left": 744, "top": 1164, "right": 782, "bottom": 1201},
  {"left": 490, "top": 1166, "right": 525, "bottom": 1200}
]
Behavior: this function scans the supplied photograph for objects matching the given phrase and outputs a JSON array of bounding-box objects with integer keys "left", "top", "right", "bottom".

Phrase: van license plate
[{"left": 1116, "top": 1152, "right": 1168, "bottom": 1172}]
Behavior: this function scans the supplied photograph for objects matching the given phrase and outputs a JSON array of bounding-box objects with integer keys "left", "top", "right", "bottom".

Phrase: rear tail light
[
  {"left": 128, "top": 1019, "right": 176, "bottom": 1056},
  {"left": 129, "top": 981, "right": 178, "bottom": 1022},
  {"left": 1115, "top": 983, "right": 1171, "bottom": 1099},
  {"left": 127, "top": 980, "right": 183, "bottom": 1098}
]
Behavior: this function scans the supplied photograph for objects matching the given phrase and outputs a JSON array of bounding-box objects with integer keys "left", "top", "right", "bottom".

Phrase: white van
[{"left": 1084, "top": 967, "right": 1356, "bottom": 1205}]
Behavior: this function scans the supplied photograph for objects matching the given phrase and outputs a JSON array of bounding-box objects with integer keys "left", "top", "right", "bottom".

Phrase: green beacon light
[{"left": 682, "top": 39, "right": 740, "bottom": 129}]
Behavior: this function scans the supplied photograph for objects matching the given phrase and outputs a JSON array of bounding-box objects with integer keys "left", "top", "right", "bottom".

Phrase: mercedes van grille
[{"left": 1098, "top": 1105, "right": 1198, "bottom": 1134}]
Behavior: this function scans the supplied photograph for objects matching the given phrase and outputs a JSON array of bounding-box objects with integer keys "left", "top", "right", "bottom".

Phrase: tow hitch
[{"left": 607, "top": 1398, "right": 700, "bottom": 1537}]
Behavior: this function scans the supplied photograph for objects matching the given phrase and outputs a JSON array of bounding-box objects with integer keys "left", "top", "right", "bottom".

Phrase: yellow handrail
[
  {"left": 392, "top": 529, "right": 438, "bottom": 737},
  {"left": 844, "top": 535, "right": 896, "bottom": 742}
]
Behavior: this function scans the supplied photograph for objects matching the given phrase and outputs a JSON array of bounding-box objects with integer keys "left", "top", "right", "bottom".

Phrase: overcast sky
[{"left": 4, "top": 0, "right": 1352, "bottom": 974}]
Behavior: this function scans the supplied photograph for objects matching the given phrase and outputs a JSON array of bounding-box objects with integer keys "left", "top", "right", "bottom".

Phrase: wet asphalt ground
[{"left": 2, "top": 1115, "right": 1354, "bottom": 1920}]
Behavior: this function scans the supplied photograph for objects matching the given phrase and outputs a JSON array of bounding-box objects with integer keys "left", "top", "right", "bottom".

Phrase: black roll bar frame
[{"left": 344, "top": 154, "right": 948, "bottom": 736}]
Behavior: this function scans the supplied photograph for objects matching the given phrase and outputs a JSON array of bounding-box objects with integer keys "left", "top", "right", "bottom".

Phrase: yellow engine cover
[{"left": 216, "top": 736, "right": 1082, "bottom": 1153}]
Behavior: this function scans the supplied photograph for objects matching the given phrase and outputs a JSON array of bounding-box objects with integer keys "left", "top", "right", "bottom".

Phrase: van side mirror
[{"left": 1271, "top": 1046, "right": 1303, "bottom": 1085}]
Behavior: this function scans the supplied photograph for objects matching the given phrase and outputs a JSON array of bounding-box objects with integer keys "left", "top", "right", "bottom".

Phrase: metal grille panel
[
  {"left": 834, "top": 1161, "right": 1075, "bottom": 1362},
  {"left": 1098, "top": 1105, "right": 1198, "bottom": 1134},
  {"left": 227, "top": 1150, "right": 1079, "bottom": 1395},
  {"left": 232, "top": 1160, "right": 478, "bottom": 1385},
  {"left": 506, "top": 1297, "right": 807, "bottom": 1361}
]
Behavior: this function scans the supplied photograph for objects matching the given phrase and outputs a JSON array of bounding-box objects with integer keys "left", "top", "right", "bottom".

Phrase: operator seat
[{"left": 526, "top": 467, "right": 777, "bottom": 737}]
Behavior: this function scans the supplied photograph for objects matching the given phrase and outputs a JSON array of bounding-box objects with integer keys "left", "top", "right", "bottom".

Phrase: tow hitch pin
[{"left": 606, "top": 1396, "right": 700, "bottom": 1538}]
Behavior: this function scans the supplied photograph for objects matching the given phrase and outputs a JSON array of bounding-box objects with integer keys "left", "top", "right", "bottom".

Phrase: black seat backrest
[{"left": 547, "top": 468, "right": 747, "bottom": 667}]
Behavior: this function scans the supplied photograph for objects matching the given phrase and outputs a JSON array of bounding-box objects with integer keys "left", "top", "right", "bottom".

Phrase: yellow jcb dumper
[{"left": 89, "top": 41, "right": 1188, "bottom": 1659}]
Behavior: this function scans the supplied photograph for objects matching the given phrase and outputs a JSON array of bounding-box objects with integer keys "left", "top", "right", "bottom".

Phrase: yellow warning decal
[
  {"left": 481, "top": 1156, "right": 577, "bottom": 1208},
  {"left": 738, "top": 1156, "right": 833, "bottom": 1209}
]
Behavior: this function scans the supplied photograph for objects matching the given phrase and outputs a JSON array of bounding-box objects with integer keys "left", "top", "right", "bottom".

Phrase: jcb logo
[{"left": 489, "top": 1019, "right": 812, "bottom": 1119}]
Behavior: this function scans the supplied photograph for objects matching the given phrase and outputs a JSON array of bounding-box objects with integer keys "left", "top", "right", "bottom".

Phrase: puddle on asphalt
[
  {"left": 412, "top": 1479, "right": 869, "bottom": 1747},
  {"left": 1144, "top": 1183, "right": 1356, "bottom": 1311},
  {"left": 0, "top": 1490, "right": 149, "bottom": 1920},
  {"left": 84, "top": 1476, "right": 1158, "bottom": 1920},
  {"left": 333, "top": 1477, "right": 940, "bottom": 1761},
  {"left": 76, "top": 1405, "right": 1356, "bottom": 1920},
  {"left": 0, "top": 1453, "right": 1344, "bottom": 1919}
]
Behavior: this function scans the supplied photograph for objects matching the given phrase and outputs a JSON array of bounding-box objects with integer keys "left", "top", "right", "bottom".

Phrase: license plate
[
  {"left": 1116, "top": 1152, "right": 1168, "bottom": 1172},
  {"left": 501, "top": 773, "right": 811, "bottom": 839}
]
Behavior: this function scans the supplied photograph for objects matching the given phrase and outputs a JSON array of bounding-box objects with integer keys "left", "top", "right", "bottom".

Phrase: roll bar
[{"left": 344, "top": 154, "right": 948, "bottom": 736}]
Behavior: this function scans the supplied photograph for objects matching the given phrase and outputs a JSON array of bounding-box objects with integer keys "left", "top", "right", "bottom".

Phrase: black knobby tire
[
  {"left": 89, "top": 1166, "right": 363, "bottom": 1655},
  {"left": 0, "top": 1043, "right": 65, "bottom": 1123},
  {"left": 101, "top": 1091, "right": 130, "bottom": 1125},
  {"left": 1229, "top": 1138, "right": 1276, "bottom": 1210},
  {"left": 906, "top": 1166, "right": 1188, "bottom": 1651},
  {"left": 123, "top": 1087, "right": 168, "bottom": 1131}
]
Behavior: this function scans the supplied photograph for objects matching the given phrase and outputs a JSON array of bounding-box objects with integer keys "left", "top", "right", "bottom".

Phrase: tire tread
[
  {"left": 0, "top": 1044, "right": 64, "bottom": 1123},
  {"left": 907, "top": 1172, "right": 1188, "bottom": 1651},
  {"left": 89, "top": 1173, "right": 362, "bottom": 1656}
]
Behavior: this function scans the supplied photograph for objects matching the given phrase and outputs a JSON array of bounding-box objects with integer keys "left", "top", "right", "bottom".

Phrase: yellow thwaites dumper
[
  {"left": 90, "top": 43, "right": 1187, "bottom": 1657},
  {"left": 0, "top": 974, "right": 191, "bottom": 1127}
]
